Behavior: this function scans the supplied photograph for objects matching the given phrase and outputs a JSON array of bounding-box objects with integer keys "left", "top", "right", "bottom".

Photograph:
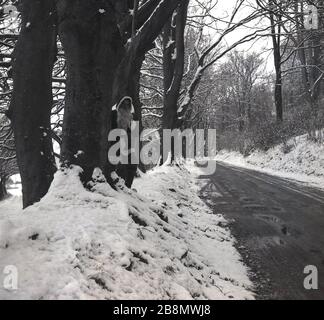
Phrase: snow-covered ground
[
  {"left": 216, "top": 133, "right": 324, "bottom": 189},
  {"left": 0, "top": 162, "right": 253, "bottom": 300}
]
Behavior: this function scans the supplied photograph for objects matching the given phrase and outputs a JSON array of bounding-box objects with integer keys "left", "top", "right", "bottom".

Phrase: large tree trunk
[
  {"left": 162, "top": 1, "right": 188, "bottom": 131},
  {"left": 57, "top": 0, "right": 124, "bottom": 183},
  {"left": 162, "top": 17, "right": 177, "bottom": 131},
  {"left": 8, "top": 0, "right": 57, "bottom": 208},
  {"left": 161, "top": 1, "right": 189, "bottom": 162}
]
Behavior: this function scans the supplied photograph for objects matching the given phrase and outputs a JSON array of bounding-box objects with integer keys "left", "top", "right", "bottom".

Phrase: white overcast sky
[{"left": 194, "top": 0, "right": 275, "bottom": 72}]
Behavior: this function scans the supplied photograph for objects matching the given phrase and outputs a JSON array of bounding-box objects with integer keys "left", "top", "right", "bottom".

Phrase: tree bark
[
  {"left": 160, "top": 1, "right": 189, "bottom": 162},
  {"left": 162, "top": 0, "right": 189, "bottom": 131},
  {"left": 274, "top": 72, "right": 283, "bottom": 122},
  {"left": 294, "top": 1, "right": 312, "bottom": 107},
  {"left": 0, "top": 176, "right": 8, "bottom": 201},
  {"left": 8, "top": 0, "right": 57, "bottom": 208},
  {"left": 269, "top": 4, "right": 283, "bottom": 122},
  {"left": 162, "top": 17, "right": 177, "bottom": 131},
  {"left": 308, "top": 0, "right": 323, "bottom": 110},
  {"left": 128, "top": 53, "right": 146, "bottom": 174},
  {"left": 57, "top": 0, "right": 124, "bottom": 183}
]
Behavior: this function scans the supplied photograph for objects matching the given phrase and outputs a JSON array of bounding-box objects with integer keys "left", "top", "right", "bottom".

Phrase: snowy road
[{"left": 199, "top": 161, "right": 324, "bottom": 300}]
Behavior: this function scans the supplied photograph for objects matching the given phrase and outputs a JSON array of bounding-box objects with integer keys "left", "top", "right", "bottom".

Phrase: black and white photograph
[{"left": 0, "top": 0, "right": 323, "bottom": 303}]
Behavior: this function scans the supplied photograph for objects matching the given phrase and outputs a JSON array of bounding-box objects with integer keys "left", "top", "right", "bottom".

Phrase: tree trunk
[
  {"left": 162, "top": 1, "right": 188, "bottom": 131},
  {"left": 8, "top": 0, "right": 57, "bottom": 208},
  {"left": 274, "top": 72, "right": 283, "bottom": 122},
  {"left": 128, "top": 53, "right": 146, "bottom": 174},
  {"left": 294, "top": 1, "right": 311, "bottom": 104},
  {"left": 0, "top": 177, "right": 8, "bottom": 201},
  {"left": 57, "top": 0, "right": 124, "bottom": 183},
  {"left": 308, "top": 0, "right": 323, "bottom": 113},
  {"left": 269, "top": 6, "right": 283, "bottom": 122},
  {"left": 161, "top": 1, "right": 189, "bottom": 162},
  {"left": 162, "top": 17, "right": 177, "bottom": 131}
]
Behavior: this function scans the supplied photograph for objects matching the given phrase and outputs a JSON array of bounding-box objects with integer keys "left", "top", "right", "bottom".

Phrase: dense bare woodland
[{"left": 0, "top": 0, "right": 323, "bottom": 302}]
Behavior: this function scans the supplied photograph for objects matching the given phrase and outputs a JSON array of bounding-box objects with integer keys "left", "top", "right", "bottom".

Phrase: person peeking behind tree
[
  {"left": 112, "top": 96, "right": 135, "bottom": 132},
  {"left": 109, "top": 96, "right": 138, "bottom": 189}
]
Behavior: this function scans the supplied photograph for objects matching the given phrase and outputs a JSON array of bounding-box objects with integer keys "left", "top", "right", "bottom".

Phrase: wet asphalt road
[{"left": 199, "top": 161, "right": 324, "bottom": 300}]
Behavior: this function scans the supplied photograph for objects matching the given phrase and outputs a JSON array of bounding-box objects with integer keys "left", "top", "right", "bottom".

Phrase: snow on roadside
[
  {"left": 0, "top": 163, "right": 254, "bottom": 300},
  {"left": 216, "top": 134, "right": 324, "bottom": 189}
]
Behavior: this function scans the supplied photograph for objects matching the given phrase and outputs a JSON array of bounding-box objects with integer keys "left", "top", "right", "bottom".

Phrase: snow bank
[
  {"left": 0, "top": 163, "right": 253, "bottom": 300},
  {"left": 216, "top": 133, "right": 324, "bottom": 189}
]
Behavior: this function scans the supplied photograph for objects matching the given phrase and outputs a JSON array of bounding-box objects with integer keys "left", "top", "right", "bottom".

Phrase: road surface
[{"left": 199, "top": 161, "right": 324, "bottom": 300}]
